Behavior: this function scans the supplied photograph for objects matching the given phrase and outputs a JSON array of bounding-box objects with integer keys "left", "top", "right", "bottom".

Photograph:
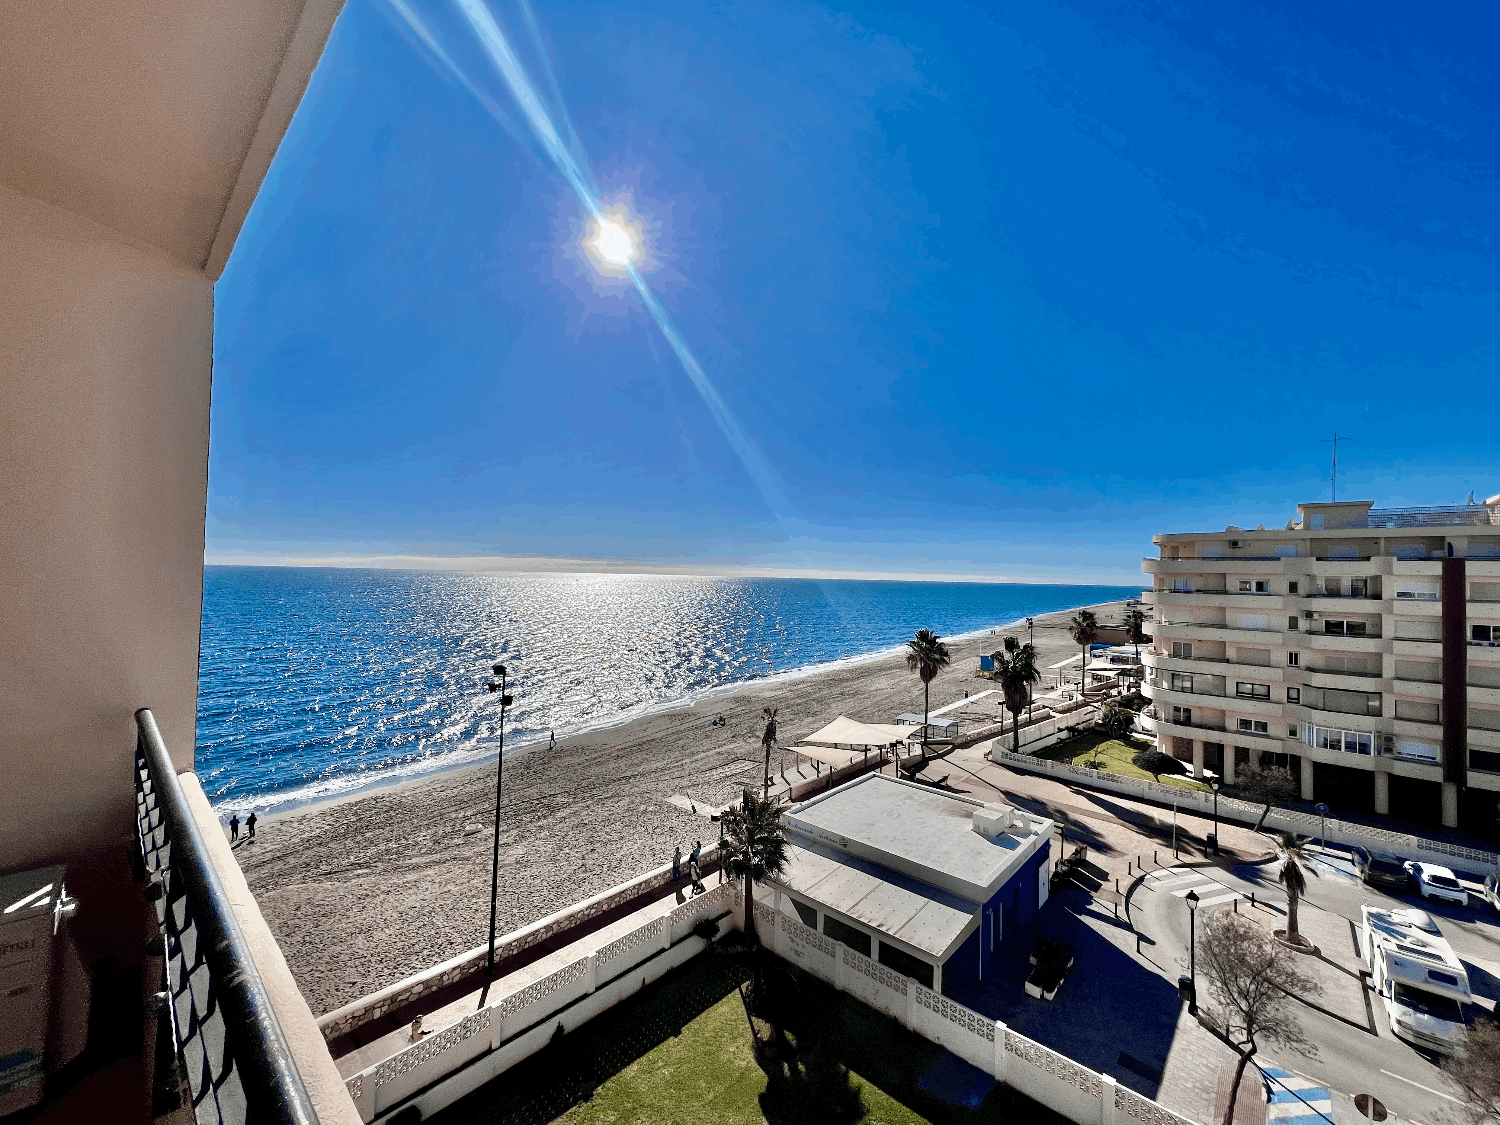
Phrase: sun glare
[{"left": 587, "top": 213, "right": 641, "bottom": 270}]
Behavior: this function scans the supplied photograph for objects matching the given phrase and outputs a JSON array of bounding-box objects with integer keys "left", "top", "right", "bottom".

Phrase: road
[{"left": 1134, "top": 846, "right": 1500, "bottom": 1124}]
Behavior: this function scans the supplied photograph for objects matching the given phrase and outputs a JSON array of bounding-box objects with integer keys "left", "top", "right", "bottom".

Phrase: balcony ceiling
[{"left": 0, "top": 0, "right": 344, "bottom": 275}]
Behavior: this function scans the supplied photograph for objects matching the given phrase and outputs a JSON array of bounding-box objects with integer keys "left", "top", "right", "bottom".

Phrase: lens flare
[{"left": 587, "top": 212, "right": 641, "bottom": 269}]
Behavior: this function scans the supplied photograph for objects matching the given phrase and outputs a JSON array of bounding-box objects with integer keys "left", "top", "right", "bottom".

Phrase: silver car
[{"left": 1403, "top": 861, "right": 1468, "bottom": 907}]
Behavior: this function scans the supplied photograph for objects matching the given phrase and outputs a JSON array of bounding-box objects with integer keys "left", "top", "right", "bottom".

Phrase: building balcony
[
  {"left": 1469, "top": 684, "right": 1500, "bottom": 707},
  {"left": 1467, "top": 727, "right": 1500, "bottom": 751},
  {"left": 1303, "top": 631, "right": 1385, "bottom": 653},
  {"left": 1302, "top": 665, "right": 1383, "bottom": 686},
  {"left": 1391, "top": 679, "right": 1443, "bottom": 701},
  {"left": 1143, "top": 558, "right": 1288, "bottom": 575},
  {"left": 1225, "top": 694, "right": 1284, "bottom": 718}
]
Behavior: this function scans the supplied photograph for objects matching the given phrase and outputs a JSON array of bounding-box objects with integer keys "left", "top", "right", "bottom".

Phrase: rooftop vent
[{"left": 972, "top": 805, "right": 1030, "bottom": 839}]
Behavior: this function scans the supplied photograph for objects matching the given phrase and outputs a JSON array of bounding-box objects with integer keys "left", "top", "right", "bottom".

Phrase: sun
[{"left": 587, "top": 211, "right": 641, "bottom": 270}]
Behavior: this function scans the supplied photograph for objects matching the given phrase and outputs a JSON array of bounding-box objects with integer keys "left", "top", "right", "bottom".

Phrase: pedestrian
[
  {"left": 246, "top": 811, "right": 258, "bottom": 840},
  {"left": 229, "top": 814, "right": 240, "bottom": 842},
  {"left": 690, "top": 840, "right": 702, "bottom": 869},
  {"left": 689, "top": 859, "right": 705, "bottom": 896},
  {"left": 673, "top": 845, "right": 682, "bottom": 882},
  {"left": 549, "top": 730, "right": 555, "bottom": 750}
]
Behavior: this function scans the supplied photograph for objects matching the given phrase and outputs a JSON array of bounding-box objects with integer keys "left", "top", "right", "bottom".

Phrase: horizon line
[{"left": 202, "top": 551, "right": 1143, "bottom": 586}]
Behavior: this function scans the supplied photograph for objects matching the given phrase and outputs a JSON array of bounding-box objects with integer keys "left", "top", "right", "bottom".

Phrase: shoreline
[
  {"left": 237, "top": 596, "right": 1137, "bottom": 1015},
  {"left": 231, "top": 589, "right": 1138, "bottom": 823}
]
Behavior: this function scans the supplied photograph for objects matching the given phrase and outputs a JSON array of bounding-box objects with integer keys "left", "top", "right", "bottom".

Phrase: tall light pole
[
  {"left": 480, "top": 662, "right": 513, "bottom": 1005},
  {"left": 1185, "top": 888, "right": 1200, "bottom": 1014}
]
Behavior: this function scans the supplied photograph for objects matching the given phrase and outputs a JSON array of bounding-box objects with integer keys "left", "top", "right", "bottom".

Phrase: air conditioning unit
[{"left": 1304, "top": 611, "right": 1315, "bottom": 620}]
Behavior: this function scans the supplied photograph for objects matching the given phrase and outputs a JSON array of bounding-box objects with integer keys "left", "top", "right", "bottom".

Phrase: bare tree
[
  {"left": 1235, "top": 763, "right": 1300, "bottom": 831},
  {"left": 1199, "top": 911, "right": 1321, "bottom": 1125},
  {"left": 1443, "top": 1016, "right": 1500, "bottom": 1123}
]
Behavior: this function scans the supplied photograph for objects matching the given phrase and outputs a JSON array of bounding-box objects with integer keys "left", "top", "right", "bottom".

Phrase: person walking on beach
[
  {"left": 673, "top": 845, "right": 682, "bottom": 882},
  {"left": 549, "top": 730, "right": 555, "bottom": 751},
  {"left": 229, "top": 814, "right": 240, "bottom": 842},
  {"left": 246, "top": 812, "right": 258, "bottom": 840}
]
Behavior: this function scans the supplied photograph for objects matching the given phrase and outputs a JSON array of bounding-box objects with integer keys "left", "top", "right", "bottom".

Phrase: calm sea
[{"left": 196, "top": 567, "right": 1138, "bottom": 810}]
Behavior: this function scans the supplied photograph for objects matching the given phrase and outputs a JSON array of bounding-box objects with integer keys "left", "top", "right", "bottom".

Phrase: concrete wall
[{"left": 0, "top": 185, "right": 212, "bottom": 959}]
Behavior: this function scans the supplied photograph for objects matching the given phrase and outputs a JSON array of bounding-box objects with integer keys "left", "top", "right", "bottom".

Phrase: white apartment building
[{"left": 1140, "top": 498, "right": 1500, "bottom": 832}]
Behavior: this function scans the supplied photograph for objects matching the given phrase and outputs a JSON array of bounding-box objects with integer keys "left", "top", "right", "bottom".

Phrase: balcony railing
[{"left": 134, "top": 709, "right": 320, "bottom": 1125}]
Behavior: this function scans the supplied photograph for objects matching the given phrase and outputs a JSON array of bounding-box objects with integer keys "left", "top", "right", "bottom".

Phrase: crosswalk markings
[
  {"left": 1145, "top": 866, "right": 1245, "bottom": 906},
  {"left": 1261, "top": 1064, "right": 1333, "bottom": 1125}
]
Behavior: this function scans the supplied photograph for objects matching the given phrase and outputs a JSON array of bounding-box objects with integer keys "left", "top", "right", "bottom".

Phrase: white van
[{"left": 1362, "top": 905, "right": 1472, "bottom": 1053}]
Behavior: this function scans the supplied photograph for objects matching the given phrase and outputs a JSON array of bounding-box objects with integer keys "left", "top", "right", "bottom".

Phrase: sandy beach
[{"left": 236, "top": 597, "right": 1136, "bottom": 1015}]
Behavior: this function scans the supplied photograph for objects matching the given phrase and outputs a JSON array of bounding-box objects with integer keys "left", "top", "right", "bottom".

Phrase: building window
[
  {"left": 1287, "top": 652, "right": 1300, "bottom": 667},
  {"left": 1305, "top": 725, "right": 1374, "bottom": 755},
  {"left": 823, "top": 915, "right": 872, "bottom": 957},
  {"left": 1288, "top": 616, "right": 1299, "bottom": 630},
  {"left": 791, "top": 899, "right": 818, "bottom": 930},
  {"left": 1171, "top": 673, "right": 1194, "bottom": 693},
  {"left": 878, "top": 942, "right": 934, "bottom": 988},
  {"left": 1324, "top": 619, "right": 1369, "bottom": 637},
  {"left": 1172, "top": 579, "right": 1192, "bottom": 593},
  {"left": 1172, "top": 706, "right": 1193, "bottom": 726},
  {"left": 1287, "top": 687, "right": 1300, "bottom": 703},
  {"left": 1237, "top": 718, "right": 1269, "bottom": 734},
  {"left": 1288, "top": 581, "right": 1299, "bottom": 594},
  {"left": 1474, "top": 625, "right": 1499, "bottom": 644},
  {"left": 1287, "top": 726, "right": 1298, "bottom": 737},
  {"left": 1171, "top": 641, "right": 1193, "bottom": 659},
  {"left": 1471, "top": 749, "right": 1500, "bottom": 774},
  {"left": 1239, "top": 580, "right": 1269, "bottom": 594},
  {"left": 1236, "top": 682, "right": 1270, "bottom": 701}
]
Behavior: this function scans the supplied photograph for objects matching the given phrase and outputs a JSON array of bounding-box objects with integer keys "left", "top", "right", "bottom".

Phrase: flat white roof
[
  {"left": 785, "top": 774, "right": 1051, "bottom": 903},
  {"left": 773, "top": 841, "right": 979, "bottom": 962}
]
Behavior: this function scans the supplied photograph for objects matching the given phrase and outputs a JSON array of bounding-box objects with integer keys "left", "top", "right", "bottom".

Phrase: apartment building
[{"left": 1140, "top": 498, "right": 1500, "bottom": 833}]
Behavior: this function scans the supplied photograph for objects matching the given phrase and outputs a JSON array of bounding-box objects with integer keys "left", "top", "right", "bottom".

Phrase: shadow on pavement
[{"left": 941, "top": 885, "right": 1184, "bottom": 1101}]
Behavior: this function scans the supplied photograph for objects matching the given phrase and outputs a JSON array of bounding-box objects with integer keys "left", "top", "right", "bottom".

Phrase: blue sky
[{"left": 209, "top": 0, "right": 1500, "bottom": 584}]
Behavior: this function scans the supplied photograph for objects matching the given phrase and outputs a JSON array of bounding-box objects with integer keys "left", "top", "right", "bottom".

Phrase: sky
[{"left": 209, "top": 0, "right": 1500, "bottom": 584}]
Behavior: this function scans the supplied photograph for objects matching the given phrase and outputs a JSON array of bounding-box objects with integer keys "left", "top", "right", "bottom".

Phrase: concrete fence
[
  {"left": 990, "top": 748, "right": 1500, "bottom": 877},
  {"left": 346, "top": 879, "right": 742, "bottom": 1123},
  {"left": 319, "top": 844, "right": 723, "bottom": 1041},
  {"left": 755, "top": 900, "right": 1198, "bottom": 1125}
]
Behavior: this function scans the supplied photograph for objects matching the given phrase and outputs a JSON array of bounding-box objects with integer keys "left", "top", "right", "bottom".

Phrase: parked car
[
  {"left": 1354, "top": 848, "right": 1409, "bottom": 892},
  {"left": 1403, "top": 861, "right": 1469, "bottom": 907}
]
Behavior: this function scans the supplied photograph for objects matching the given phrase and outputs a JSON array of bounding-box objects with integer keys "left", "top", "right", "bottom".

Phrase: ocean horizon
[{"left": 196, "top": 566, "right": 1139, "bottom": 811}]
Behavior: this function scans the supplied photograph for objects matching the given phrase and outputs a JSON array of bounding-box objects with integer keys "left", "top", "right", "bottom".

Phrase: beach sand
[{"left": 236, "top": 598, "right": 1136, "bottom": 1015}]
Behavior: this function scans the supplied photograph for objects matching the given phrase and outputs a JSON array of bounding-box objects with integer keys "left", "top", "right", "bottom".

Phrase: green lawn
[
  {"left": 432, "top": 952, "right": 1063, "bottom": 1125},
  {"left": 1036, "top": 732, "right": 1210, "bottom": 792}
]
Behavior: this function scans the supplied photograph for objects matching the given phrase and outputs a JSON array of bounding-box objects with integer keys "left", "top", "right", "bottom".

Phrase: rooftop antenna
[{"left": 1320, "top": 434, "right": 1352, "bottom": 502}]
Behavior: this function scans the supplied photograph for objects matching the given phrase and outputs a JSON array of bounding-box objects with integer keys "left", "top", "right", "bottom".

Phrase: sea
[{"left": 196, "top": 567, "right": 1140, "bottom": 811}]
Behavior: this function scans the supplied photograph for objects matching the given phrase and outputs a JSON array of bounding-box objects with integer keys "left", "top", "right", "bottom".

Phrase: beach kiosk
[{"left": 762, "top": 774, "right": 1054, "bottom": 1001}]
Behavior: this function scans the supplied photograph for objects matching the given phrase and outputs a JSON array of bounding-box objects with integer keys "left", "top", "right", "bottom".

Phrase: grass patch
[
  {"left": 431, "top": 952, "right": 1064, "bottom": 1125},
  {"left": 1036, "top": 732, "right": 1209, "bottom": 792}
]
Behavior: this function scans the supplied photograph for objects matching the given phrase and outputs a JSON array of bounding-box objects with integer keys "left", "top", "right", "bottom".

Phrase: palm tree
[
  {"left": 1068, "top": 609, "right": 1099, "bottom": 695},
  {"left": 993, "top": 636, "right": 1040, "bottom": 752},
  {"left": 1124, "top": 606, "right": 1148, "bottom": 684},
  {"left": 1277, "top": 833, "right": 1318, "bottom": 945},
  {"left": 905, "top": 628, "right": 951, "bottom": 760},
  {"left": 722, "top": 788, "right": 790, "bottom": 946},
  {"left": 760, "top": 707, "right": 778, "bottom": 799}
]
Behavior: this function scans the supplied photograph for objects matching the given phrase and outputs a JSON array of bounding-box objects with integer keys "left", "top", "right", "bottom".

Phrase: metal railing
[
  {"left": 134, "top": 709, "right": 320, "bottom": 1125},
  {"left": 1367, "top": 504, "right": 1498, "bottom": 528}
]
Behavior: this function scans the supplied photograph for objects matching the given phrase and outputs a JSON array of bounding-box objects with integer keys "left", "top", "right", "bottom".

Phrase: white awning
[{"left": 798, "top": 716, "right": 917, "bottom": 748}]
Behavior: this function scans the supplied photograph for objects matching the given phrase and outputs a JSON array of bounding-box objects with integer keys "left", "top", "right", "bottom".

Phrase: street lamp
[
  {"left": 1209, "top": 777, "right": 1221, "bottom": 856},
  {"left": 480, "top": 663, "right": 514, "bottom": 1005},
  {"left": 1185, "top": 888, "right": 1200, "bottom": 1014}
]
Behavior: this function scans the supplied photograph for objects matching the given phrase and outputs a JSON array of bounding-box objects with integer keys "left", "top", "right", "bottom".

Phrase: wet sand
[{"left": 236, "top": 597, "right": 1135, "bottom": 1015}]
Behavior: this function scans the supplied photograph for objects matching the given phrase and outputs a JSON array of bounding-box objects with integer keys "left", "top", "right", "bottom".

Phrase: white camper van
[{"left": 1362, "top": 905, "right": 1472, "bottom": 1053}]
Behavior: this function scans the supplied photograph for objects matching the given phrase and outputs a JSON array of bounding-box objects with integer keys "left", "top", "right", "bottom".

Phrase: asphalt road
[{"left": 1134, "top": 846, "right": 1500, "bottom": 1125}]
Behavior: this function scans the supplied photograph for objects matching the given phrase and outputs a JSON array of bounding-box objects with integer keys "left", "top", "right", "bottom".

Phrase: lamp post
[
  {"left": 480, "top": 663, "right": 514, "bottom": 1005},
  {"left": 1185, "top": 888, "right": 1200, "bottom": 1014},
  {"left": 1209, "top": 778, "right": 1221, "bottom": 856}
]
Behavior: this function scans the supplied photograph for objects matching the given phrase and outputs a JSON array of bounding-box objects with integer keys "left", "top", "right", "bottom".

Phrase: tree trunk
[
  {"left": 1255, "top": 802, "right": 1271, "bottom": 832},
  {"left": 1286, "top": 886, "right": 1300, "bottom": 941},
  {"left": 1012, "top": 708, "right": 1021, "bottom": 753},
  {"left": 1222, "top": 1046, "right": 1254, "bottom": 1125},
  {"left": 922, "top": 678, "right": 931, "bottom": 762},
  {"left": 744, "top": 876, "right": 756, "bottom": 945},
  {"left": 763, "top": 740, "right": 771, "bottom": 800}
]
